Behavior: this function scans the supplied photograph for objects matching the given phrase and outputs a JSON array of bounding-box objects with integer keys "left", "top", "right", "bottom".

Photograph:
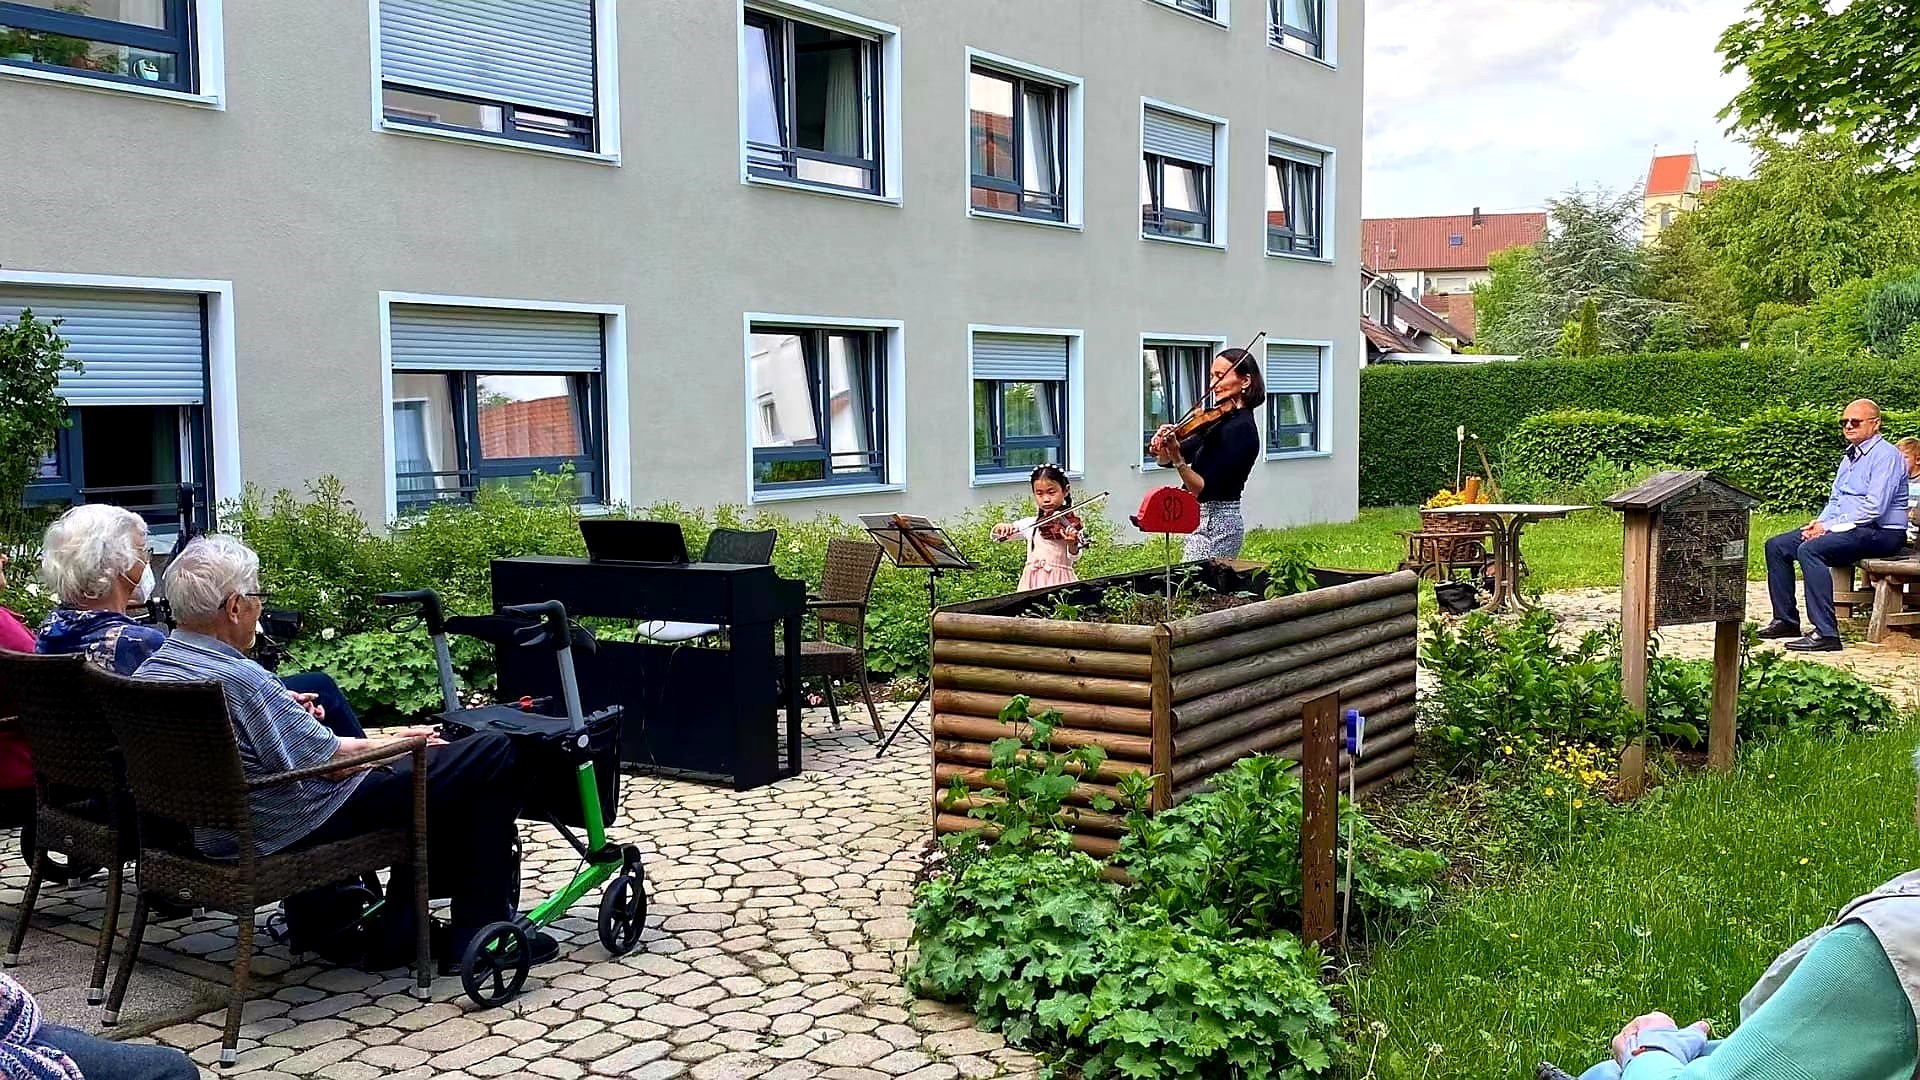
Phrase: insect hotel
[{"left": 1603, "top": 470, "right": 1760, "bottom": 776}]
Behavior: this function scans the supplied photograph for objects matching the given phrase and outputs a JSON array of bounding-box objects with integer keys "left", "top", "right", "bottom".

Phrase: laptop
[{"left": 580, "top": 519, "right": 691, "bottom": 565}]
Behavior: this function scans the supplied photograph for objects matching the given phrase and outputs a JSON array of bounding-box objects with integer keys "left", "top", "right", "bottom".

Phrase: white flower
[
  {"left": 321, "top": 627, "right": 337, "bottom": 641},
  {"left": 24, "top": 583, "right": 42, "bottom": 597}
]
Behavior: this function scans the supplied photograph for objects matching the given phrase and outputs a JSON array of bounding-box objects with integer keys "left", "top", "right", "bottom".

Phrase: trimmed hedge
[
  {"left": 1505, "top": 406, "right": 1920, "bottom": 512},
  {"left": 1358, "top": 349, "right": 1920, "bottom": 506}
]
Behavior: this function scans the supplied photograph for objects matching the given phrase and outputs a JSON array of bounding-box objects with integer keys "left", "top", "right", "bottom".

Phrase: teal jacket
[{"left": 1622, "top": 922, "right": 1917, "bottom": 1079}]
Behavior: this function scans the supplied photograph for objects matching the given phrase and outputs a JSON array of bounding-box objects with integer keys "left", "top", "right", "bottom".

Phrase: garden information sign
[{"left": 1604, "top": 472, "right": 1761, "bottom": 785}]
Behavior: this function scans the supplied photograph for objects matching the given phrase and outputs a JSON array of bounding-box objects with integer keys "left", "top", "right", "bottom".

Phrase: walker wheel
[
  {"left": 597, "top": 871, "right": 646, "bottom": 957},
  {"left": 460, "top": 921, "right": 531, "bottom": 1008}
]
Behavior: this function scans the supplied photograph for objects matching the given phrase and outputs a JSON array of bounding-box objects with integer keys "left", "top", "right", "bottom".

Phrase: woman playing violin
[{"left": 1149, "top": 347, "right": 1264, "bottom": 560}]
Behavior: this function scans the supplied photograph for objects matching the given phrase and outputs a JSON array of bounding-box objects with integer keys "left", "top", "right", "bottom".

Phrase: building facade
[
  {"left": 0, "top": 0, "right": 1363, "bottom": 538},
  {"left": 1642, "top": 152, "right": 1714, "bottom": 245},
  {"left": 1359, "top": 208, "right": 1545, "bottom": 340}
]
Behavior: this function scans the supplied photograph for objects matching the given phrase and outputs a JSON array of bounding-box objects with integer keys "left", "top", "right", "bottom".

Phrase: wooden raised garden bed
[{"left": 930, "top": 562, "right": 1421, "bottom": 857}]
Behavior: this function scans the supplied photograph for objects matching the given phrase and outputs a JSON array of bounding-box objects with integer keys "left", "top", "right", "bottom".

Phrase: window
[
  {"left": 0, "top": 0, "right": 196, "bottom": 91},
  {"left": 1141, "top": 341, "right": 1212, "bottom": 464},
  {"left": 750, "top": 324, "right": 887, "bottom": 491},
  {"left": 1156, "top": 0, "right": 1220, "bottom": 19},
  {"left": 1142, "top": 105, "right": 1219, "bottom": 243},
  {"left": 744, "top": 5, "right": 885, "bottom": 196},
  {"left": 388, "top": 304, "right": 608, "bottom": 507},
  {"left": 972, "top": 332, "right": 1070, "bottom": 479},
  {"left": 3, "top": 285, "right": 213, "bottom": 531},
  {"left": 376, "top": 0, "right": 606, "bottom": 152},
  {"left": 1265, "top": 343, "right": 1325, "bottom": 455},
  {"left": 1268, "top": 0, "right": 1324, "bottom": 58},
  {"left": 969, "top": 65, "right": 1067, "bottom": 222},
  {"left": 1266, "top": 139, "right": 1325, "bottom": 257}
]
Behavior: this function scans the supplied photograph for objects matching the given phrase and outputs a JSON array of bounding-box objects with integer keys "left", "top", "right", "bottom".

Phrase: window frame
[
  {"left": 1145, "top": 0, "right": 1230, "bottom": 28},
  {"left": 1138, "top": 333, "right": 1226, "bottom": 470},
  {"left": 738, "top": 0, "right": 902, "bottom": 205},
  {"left": 1263, "top": 338, "right": 1333, "bottom": 460},
  {"left": 1265, "top": 131, "right": 1335, "bottom": 263},
  {"left": 367, "top": 0, "right": 623, "bottom": 165},
  {"left": 747, "top": 326, "right": 888, "bottom": 493},
  {"left": 0, "top": 0, "right": 223, "bottom": 107},
  {"left": 24, "top": 404, "right": 212, "bottom": 533},
  {"left": 1, "top": 270, "right": 237, "bottom": 544},
  {"left": 967, "top": 325, "right": 1084, "bottom": 485},
  {"left": 1140, "top": 99, "right": 1228, "bottom": 250},
  {"left": 390, "top": 370, "right": 606, "bottom": 509},
  {"left": 1267, "top": 0, "right": 1337, "bottom": 66},
  {"left": 378, "top": 291, "right": 630, "bottom": 523},
  {"left": 742, "top": 312, "right": 906, "bottom": 504},
  {"left": 962, "top": 49, "right": 1084, "bottom": 231}
]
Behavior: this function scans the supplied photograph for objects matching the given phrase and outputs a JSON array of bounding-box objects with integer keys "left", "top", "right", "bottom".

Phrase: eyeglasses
[{"left": 1841, "top": 418, "right": 1875, "bottom": 428}]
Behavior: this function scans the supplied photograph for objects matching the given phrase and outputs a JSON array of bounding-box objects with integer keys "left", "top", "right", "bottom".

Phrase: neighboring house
[
  {"left": 1643, "top": 152, "right": 1714, "bottom": 244},
  {"left": 0, "top": 0, "right": 1364, "bottom": 536},
  {"left": 1360, "top": 208, "right": 1547, "bottom": 300},
  {"left": 1360, "top": 268, "right": 1470, "bottom": 364}
]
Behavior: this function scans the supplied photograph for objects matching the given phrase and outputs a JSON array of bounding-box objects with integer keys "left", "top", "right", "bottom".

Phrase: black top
[{"left": 1179, "top": 406, "right": 1260, "bottom": 504}]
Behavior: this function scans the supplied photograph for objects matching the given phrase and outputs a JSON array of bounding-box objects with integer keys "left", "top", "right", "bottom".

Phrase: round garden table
[{"left": 1420, "top": 503, "right": 1591, "bottom": 611}]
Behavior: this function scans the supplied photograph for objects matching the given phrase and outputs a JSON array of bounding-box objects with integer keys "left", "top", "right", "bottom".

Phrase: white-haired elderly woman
[
  {"left": 34, "top": 504, "right": 366, "bottom": 739},
  {"left": 135, "top": 535, "right": 547, "bottom": 972}
]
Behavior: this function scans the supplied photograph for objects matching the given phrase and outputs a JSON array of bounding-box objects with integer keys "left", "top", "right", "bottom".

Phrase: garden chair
[
  {"left": 800, "top": 538, "right": 884, "bottom": 738},
  {"left": 636, "top": 527, "right": 781, "bottom": 643},
  {"left": 1395, "top": 528, "right": 1493, "bottom": 582},
  {"left": 1831, "top": 565, "right": 1875, "bottom": 622},
  {"left": 90, "top": 669, "right": 431, "bottom": 1067},
  {"left": 0, "top": 652, "right": 133, "bottom": 1007}
]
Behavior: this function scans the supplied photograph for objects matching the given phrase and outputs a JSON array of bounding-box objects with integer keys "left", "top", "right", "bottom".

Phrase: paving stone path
[{"left": 0, "top": 708, "right": 1040, "bottom": 1079}]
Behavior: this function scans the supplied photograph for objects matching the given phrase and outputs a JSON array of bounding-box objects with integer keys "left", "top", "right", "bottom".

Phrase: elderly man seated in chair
[
  {"left": 133, "top": 535, "right": 554, "bottom": 970},
  {"left": 1759, "top": 399, "right": 1912, "bottom": 653}
]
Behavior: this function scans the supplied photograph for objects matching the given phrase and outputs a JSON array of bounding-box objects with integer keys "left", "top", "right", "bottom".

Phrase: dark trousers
[
  {"left": 296, "top": 733, "right": 522, "bottom": 948},
  {"left": 281, "top": 671, "right": 365, "bottom": 738},
  {"left": 38, "top": 1024, "right": 197, "bottom": 1080},
  {"left": 1764, "top": 526, "right": 1908, "bottom": 638}
]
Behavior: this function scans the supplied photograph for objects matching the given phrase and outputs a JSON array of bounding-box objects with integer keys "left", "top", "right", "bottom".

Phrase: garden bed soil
[{"left": 929, "top": 560, "right": 1422, "bottom": 858}]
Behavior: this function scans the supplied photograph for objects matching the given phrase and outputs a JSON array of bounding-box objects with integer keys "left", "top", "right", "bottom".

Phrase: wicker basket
[{"left": 1418, "top": 509, "right": 1490, "bottom": 564}]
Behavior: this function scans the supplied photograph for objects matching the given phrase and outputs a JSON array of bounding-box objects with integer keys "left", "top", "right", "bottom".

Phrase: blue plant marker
[{"left": 1345, "top": 708, "right": 1366, "bottom": 758}]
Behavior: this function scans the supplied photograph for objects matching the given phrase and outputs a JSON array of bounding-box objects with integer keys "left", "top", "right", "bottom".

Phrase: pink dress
[{"left": 1012, "top": 518, "right": 1085, "bottom": 592}]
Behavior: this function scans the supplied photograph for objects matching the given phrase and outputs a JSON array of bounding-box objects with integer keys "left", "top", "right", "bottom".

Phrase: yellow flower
[
  {"left": 1800, "top": 858, "right": 1810, "bottom": 866},
  {"left": 1573, "top": 799, "right": 1585, "bottom": 809},
  {"left": 1543, "top": 787, "right": 1555, "bottom": 797}
]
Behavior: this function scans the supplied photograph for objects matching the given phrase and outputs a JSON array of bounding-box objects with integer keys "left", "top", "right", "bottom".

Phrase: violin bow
[{"left": 1030, "top": 491, "right": 1110, "bottom": 533}]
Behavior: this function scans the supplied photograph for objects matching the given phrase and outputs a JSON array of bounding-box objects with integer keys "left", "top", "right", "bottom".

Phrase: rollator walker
[{"left": 375, "top": 589, "right": 646, "bottom": 1008}]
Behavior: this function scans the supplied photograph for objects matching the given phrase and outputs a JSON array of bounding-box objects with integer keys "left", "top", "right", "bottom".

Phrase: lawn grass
[
  {"left": 1342, "top": 723, "right": 1920, "bottom": 1079},
  {"left": 1244, "top": 509, "right": 1803, "bottom": 593}
]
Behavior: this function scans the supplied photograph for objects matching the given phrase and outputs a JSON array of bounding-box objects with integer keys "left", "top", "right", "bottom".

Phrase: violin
[
  {"left": 1147, "top": 331, "right": 1265, "bottom": 460},
  {"left": 1037, "top": 509, "right": 1083, "bottom": 542}
]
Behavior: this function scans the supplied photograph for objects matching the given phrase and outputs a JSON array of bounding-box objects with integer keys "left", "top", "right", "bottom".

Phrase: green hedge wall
[
  {"left": 1505, "top": 406, "right": 1920, "bottom": 512},
  {"left": 1358, "top": 349, "right": 1920, "bottom": 506}
]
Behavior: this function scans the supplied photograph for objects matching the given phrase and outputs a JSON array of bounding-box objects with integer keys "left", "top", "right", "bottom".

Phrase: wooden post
[
  {"left": 1300, "top": 691, "right": 1339, "bottom": 950},
  {"left": 1150, "top": 626, "right": 1173, "bottom": 812},
  {"left": 1708, "top": 619, "right": 1740, "bottom": 771},
  {"left": 1618, "top": 512, "right": 1654, "bottom": 799}
]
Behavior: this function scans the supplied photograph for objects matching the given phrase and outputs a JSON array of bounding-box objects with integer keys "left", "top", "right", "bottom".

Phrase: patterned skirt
[{"left": 1183, "top": 501, "right": 1245, "bottom": 561}]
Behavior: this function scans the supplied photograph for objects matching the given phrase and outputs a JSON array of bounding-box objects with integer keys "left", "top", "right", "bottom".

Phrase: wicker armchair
[
  {"left": 703, "top": 527, "right": 778, "bottom": 565},
  {"left": 801, "top": 539, "right": 884, "bottom": 738},
  {"left": 90, "top": 670, "right": 431, "bottom": 1067},
  {"left": 0, "top": 652, "right": 132, "bottom": 1006}
]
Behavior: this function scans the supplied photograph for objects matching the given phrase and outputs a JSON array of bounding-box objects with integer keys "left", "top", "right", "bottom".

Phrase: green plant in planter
[
  {"left": 939, "top": 695, "right": 1119, "bottom": 852},
  {"left": 1263, "top": 543, "right": 1319, "bottom": 599}
]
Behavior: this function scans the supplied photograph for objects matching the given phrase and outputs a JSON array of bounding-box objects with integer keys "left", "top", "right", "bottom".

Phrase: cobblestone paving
[{"left": 0, "top": 708, "right": 1040, "bottom": 1079}]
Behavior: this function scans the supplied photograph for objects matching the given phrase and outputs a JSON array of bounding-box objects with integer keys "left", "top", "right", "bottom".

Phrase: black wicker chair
[
  {"left": 0, "top": 651, "right": 133, "bottom": 1006},
  {"left": 91, "top": 669, "right": 431, "bottom": 1067}
]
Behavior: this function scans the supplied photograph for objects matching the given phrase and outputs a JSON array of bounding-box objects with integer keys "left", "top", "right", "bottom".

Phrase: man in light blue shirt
[{"left": 1760, "top": 399, "right": 1911, "bottom": 651}]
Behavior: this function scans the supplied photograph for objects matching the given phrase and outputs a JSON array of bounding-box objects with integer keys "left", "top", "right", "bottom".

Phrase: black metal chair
[
  {"left": 702, "top": 528, "right": 777, "bottom": 565},
  {"left": 0, "top": 651, "right": 133, "bottom": 1007}
]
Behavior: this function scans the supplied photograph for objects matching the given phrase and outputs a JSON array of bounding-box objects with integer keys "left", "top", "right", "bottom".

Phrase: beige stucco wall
[{"left": 0, "top": 0, "right": 1364, "bottom": 535}]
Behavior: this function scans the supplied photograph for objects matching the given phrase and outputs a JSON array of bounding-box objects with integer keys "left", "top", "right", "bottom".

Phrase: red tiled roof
[
  {"left": 1360, "top": 212, "right": 1546, "bottom": 272},
  {"left": 1647, "top": 153, "right": 1696, "bottom": 196},
  {"left": 1361, "top": 316, "right": 1419, "bottom": 355},
  {"left": 1700, "top": 178, "right": 1721, "bottom": 195}
]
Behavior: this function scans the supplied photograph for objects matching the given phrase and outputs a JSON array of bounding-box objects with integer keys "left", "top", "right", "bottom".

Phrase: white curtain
[
  {"left": 823, "top": 49, "right": 861, "bottom": 157},
  {"left": 1022, "top": 87, "right": 1057, "bottom": 197}
]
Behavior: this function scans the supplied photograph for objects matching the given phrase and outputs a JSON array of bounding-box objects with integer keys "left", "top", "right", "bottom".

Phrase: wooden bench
[{"left": 1859, "top": 556, "right": 1920, "bottom": 643}]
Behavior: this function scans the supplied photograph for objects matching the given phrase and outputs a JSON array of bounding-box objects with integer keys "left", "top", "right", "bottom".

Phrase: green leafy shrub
[
  {"left": 1357, "top": 348, "right": 1920, "bottom": 506},
  {"left": 1648, "top": 638, "right": 1898, "bottom": 746},
  {"left": 1867, "top": 270, "right": 1920, "bottom": 356},
  {"left": 285, "top": 628, "right": 493, "bottom": 722}
]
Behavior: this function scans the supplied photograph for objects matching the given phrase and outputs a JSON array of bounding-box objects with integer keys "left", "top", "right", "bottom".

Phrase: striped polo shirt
[{"left": 135, "top": 631, "right": 364, "bottom": 858}]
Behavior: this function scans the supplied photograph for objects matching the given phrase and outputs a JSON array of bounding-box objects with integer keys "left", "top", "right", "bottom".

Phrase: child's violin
[{"left": 1028, "top": 492, "right": 1110, "bottom": 542}]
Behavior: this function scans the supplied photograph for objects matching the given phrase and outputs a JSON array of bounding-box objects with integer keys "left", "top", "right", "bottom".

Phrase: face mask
[{"left": 126, "top": 563, "right": 156, "bottom": 605}]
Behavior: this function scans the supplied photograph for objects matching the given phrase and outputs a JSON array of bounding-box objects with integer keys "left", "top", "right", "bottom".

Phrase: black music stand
[{"left": 860, "top": 514, "right": 974, "bottom": 756}]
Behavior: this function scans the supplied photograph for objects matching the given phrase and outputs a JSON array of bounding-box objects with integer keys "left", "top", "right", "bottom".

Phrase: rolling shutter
[
  {"left": 379, "top": 0, "right": 598, "bottom": 117},
  {"left": 390, "top": 304, "right": 604, "bottom": 373},
  {"left": 1266, "top": 343, "right": 1323, "bottom": 393},
  {"left": 0, "top": 287, "right": 205, "bottom": 406},
  {"left": 1143, "top": 106, "right": 1216, "bottom": 165},
  {"left": 974, "top": 333, "right": 1069, "bottom": 381},
  {"left": 1269, "top": 138, "right": 1324, "bottom": 168}
]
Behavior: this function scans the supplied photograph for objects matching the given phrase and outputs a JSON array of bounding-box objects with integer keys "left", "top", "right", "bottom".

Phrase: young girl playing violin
[{"left": 991, "top": 465, "right": 1088, "bottom": 591}]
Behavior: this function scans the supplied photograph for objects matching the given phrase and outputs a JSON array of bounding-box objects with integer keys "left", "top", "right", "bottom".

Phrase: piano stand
[{"left": 876, "top": 568, "right": 941, "bottom": 756}]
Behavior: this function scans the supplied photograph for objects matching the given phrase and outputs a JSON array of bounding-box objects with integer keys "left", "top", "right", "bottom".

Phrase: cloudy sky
[{"left": 1363, "top": 0, "right": 1755, "bottom": 217}]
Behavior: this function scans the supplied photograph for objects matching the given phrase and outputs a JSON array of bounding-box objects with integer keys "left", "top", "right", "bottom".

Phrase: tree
[
  {"left": 0, "top": 310, "right": 80, "bottom": 518},
  {"left": 1641, "top": 310, "right": 1694, "bottom": 353},
  {"left": 1574, "top": 297, "right": 1601, "bottom": 357},
  {"left": 1642, "top": 210, "right": 1745, "bottom": 347},
  {"left": 1865, "top": 270, "right": 1920, "bottom": 356},
  {"left": 1687, "top": 132, "right": 1920, "bottom": 310},
  {"left": 1720, "top": 0, "right": 1920, "bottom": 167},
  {"left": 1473, "top": 188, "right": 1673, "bottom": 357}
]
